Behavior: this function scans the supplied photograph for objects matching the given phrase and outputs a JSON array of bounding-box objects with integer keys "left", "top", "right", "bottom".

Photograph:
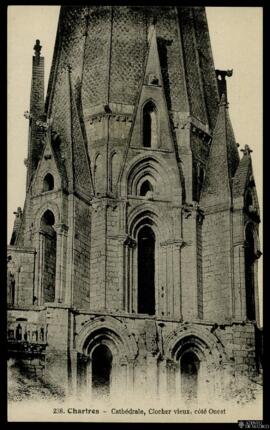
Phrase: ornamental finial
[
  {"left": 34, "top": 39, "right": 42, "bottom": 57},
  {"left": 241, "top": 144, "right": 253, "bottom": 156}
]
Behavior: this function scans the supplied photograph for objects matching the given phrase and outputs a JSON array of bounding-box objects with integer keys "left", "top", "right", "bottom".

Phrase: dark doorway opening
[
  {"left": 41, "top": 210, "right": 56, "bottom": 303},
  {"left": 92, "top": 344, "right": 112, "bottom": 398},
  {"left": 138, "top": 225, "right": 155, "bottom": 315},
  {"left": 181, "top": 351, "right": 200, "bottom": 402}
]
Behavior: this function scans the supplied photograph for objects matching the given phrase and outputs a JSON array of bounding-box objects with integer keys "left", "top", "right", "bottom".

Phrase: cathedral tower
[{"left": 8, "top": 6, "right": 262, "bottom": 404}]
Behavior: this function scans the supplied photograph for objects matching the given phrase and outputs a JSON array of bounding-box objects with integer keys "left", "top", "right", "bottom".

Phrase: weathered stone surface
[{"left": 7, "top": 5, "right": 262, "bottom": 405}]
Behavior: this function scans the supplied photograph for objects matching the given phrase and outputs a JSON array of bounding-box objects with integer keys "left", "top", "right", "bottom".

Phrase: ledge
[{"left": 7, "top": 246, "right": 36, "bottom": 254}]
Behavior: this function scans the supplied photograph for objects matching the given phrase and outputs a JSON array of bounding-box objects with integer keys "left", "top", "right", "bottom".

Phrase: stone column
[
  {"left": 36, "top": 230, "right": 46, "bottom": 305},
  {"left": 117, "top": 236, "right": 126, "bottom": 311},
  {"left": 123, "top": 236, "right": 137, "bottom": 313},
  {"left": 15, "top": 267, "right": 21, "bottom": 305},
  {"left": 160, "top": 242, "right": 169, "bottom": 317},
  {"left": 160, "top": 240, "right": 184, "bottom": 319},
  {"left": 254, "top": 258, "right": 260, "bottom": 324},
  {"left": 173, "top": 241, "right": 183, "bottom": 320},
  {"left": 77, "top": 353, "right": 89, "bottom": 399},
  {"left": 146, "top": 353, "right": 158, "bottom": 399},
  {"left": 54, "top": 223, "right": 69, "bottom": 303},
  {"left": 233, "top": 242, "right": 246, "bottom": 320},
  {"left": 166, "top": 359, "right": 177, "bottom": 397},
  {"left": 181, "top": 203, "right": 204, "bottom": 320},
  {"left": 113, "top": 358, "right": 128, "bottom": 401},
  {"left": 68, "top": 350, "right": 78, "bottom": 395},
  {"left": 157, "top": 359, "right": 167, "bottom": 401},
  {"left": 127, "top": 358, "right": 135, "bottom": 400}
]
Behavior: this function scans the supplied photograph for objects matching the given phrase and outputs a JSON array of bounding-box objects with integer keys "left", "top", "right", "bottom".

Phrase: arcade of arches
[{"left": 75, "top": 324, "right": 219, "bottom": 402}]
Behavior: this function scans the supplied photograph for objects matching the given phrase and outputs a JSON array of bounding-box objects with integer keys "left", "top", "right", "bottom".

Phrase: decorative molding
[
  {"left": 191, "top": 124, "right": 212, "bottom": 144},
  {"left": 35, "top": 118, "right": 53, "bottom": 131},
  {"left": 90, "top": 200, "right": 103, "bottom": 213},
  {"left": 123, "top": 236, "right": 137, "bottom": 249},
  {"left": 86, "top": 113, "right": 132, "bottom": 124},
  {"left": 182, "top": 203, "right": 205, "bottom": 223},
  {"left": 7, "top": 246, "right": 36, "bottom": 254},
  {"left": 160, "top": 239, "right": 185, "bottom": 248},
  {"left": 90, "top": 198, "right": 118, "bottom": 212},
  {"left": 54, "top": 223, "right": 69, "bottom": 234}
]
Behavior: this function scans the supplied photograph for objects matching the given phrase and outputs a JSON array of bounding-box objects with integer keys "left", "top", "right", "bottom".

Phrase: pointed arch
[
  {"left": 34, "top": 202, "right": 61, "bottom": 231},
  {"left": 128, "top": 203, "right": 172, "bottom": 243},
  {"left": 163, "top": 325, "right": 228, "bottom": 401},
  {"left": 139, "top": 179, "right": 153, "bottom": 197},
  {"left": 76, "top": 317, "right": 138, "bottom": 399},
  {"left": 76, "top": 316, "right": 138, "bottom": 359},
  {"left": 43, "top": 173, "right": 54, "bottom": 192},
  {"left": 121, "top": 154, "right": 180, "bottom": 202}
]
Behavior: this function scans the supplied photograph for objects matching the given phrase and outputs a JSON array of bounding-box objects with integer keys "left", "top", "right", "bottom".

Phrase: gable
[{"left": 31, "top": 131, "right": 63, "bottom": 196}]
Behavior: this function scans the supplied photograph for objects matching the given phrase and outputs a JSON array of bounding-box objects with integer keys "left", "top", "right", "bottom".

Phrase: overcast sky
[{"left": 7, "top": 6, "right": 263, "bottom": 320}]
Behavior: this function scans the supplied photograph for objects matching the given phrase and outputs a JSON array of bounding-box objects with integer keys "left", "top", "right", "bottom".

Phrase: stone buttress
[{"left": 8, "top": 6, "right": 262, "bottom": 402}]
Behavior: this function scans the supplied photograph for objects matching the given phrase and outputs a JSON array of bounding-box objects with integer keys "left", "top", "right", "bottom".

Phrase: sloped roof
[
  {"left": 68, "top": 70, "right": 94, "bottom": 199},
  {"left": 200, "top": 94, "right": 240, "bottom": 208},
  {"left": 45, "top": 6, "right": 220, "bottom": 130}
]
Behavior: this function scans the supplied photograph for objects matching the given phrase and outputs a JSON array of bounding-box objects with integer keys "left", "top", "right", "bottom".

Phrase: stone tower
[{"left": 8, "top": 6, "right": 262, "bottom": 404}]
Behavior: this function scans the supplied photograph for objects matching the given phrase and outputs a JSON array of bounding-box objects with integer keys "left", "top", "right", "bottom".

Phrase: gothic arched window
[
  {"left": 137, "top": 225, "right": 155, "bottom": 315},
  {"left": 92, "top": 344, "right": 113, "bottom": 399},
  {"left": 245, "top": 223, "right": 256, "bottom": 321},
  {"left": 41, "top": 210, "right": 56, "bottom": 303},
  {"left": 43, "top": 173, "right": 54, "bottom": 192},
  {"left": 180, "top": 351, "right": 200, "bottom": 402},
  {"left": 143, "top": 101, "right": 158, "bottom": 148},
  {"left": 139, "top": 180, "right": 153, "bottom": 197}
]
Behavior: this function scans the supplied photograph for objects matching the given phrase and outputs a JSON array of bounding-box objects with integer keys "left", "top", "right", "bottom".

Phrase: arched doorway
[
  {"left": 180, "top": 351, "right": 200, "bottom": 402},
  {"left": 91, "top": 344, "right": 113, "bottom": 399},
  {"left": 41, "top": 210, "right": 56, "bottom": 303},
  {"left": 137, "top": 225, "right": 155, "bottom": 315}
]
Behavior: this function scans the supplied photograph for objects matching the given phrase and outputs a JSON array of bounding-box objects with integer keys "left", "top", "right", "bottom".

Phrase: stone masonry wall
[
  {"left": 7, "top": 247, "right": 36, "bottom": 306},
  {"left": 72, "top": 198, "right": 91, "bottom": 310},
  {"left": 202, "top": 209, "right": 232, "bottom": 321}
]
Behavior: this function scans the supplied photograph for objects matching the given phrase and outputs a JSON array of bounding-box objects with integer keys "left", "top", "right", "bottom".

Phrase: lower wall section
[{"left": 7, "top": 308, "right": 262, "bottom": 404}]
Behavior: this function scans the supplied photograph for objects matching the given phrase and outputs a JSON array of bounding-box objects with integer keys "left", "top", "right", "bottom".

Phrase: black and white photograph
[{"left": 7, "top": 5, "right": 263, "bottom": 423}]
